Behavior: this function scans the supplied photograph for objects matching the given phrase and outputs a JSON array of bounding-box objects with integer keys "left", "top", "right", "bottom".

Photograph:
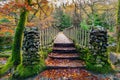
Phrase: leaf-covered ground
[{"left": 36, "top": 68, "right": 111, "bottom": 80}]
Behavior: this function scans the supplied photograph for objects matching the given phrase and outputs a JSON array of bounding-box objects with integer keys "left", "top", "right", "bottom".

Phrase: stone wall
[{"left": 22, "top": 27, "right": 40, "bottom": 66}]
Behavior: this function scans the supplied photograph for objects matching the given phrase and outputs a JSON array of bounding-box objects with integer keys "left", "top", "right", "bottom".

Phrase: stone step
[
  {"left": 52, "top": 47, "right": 77, "bottom": 53},
  {"left": 48, "top": 53, "right": 80, "bottom": 59},
  {"left": 54, "top": 43, "right": 75, "bottom": 47},
  {"left": 45, "top": 58, "right": 85, "bottom": 68},
  {"left": 53, "top": 47, "right": 76, "bottom": 50}
]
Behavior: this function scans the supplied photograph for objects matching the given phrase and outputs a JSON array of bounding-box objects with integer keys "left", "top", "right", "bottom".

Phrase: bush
[
  {"left": 40, "top": 48, "right": 52, "bottom": 60},
  {"left": 76, "top": 45, "right": 90, "bottom": 61}
]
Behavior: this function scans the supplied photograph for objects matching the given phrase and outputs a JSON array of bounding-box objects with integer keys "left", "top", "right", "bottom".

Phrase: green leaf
[{"left": 80, "top": 20, "right": 89, "bottom": 30}]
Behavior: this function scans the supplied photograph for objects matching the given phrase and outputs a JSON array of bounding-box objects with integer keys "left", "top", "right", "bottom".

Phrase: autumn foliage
[
  {"left": 0, "top": 25, "right": 14, "bottom": 36},
  {"left": 0, "top": 1, "right": 32, "bottom": 15},
  {"left": 0, "top": 0, "right": 51, "bottom": 18},
  {"left": 0, "top": 0, "right": 53, "bottom": 36}
]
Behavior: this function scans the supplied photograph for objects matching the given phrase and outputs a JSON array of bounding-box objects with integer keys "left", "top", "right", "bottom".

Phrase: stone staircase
[
  {"left": 36, "top": 33, "right": 115, "bottom": 80},
  {"left": 45, "top": 33, "right": 85, "bottom": 68}
]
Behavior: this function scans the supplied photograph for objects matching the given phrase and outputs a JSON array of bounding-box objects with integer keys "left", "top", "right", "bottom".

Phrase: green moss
[
  {"left": 11, "top": 10, "right": 28, "bottom": 66},
  {"left": 117, "top": 0, "right": 120, "bottom": 25},
  {"left": 11, "top": 0, "right": 32, "bottom": 66},
  {"left": 85, "top": 52, "right": 114, "bottom": 73},
  {"left": 10, "top": 48, "right": 50, "bottom": 79},
  {"left": 0, "top": 57, "right": 14, "bottom": 75},
  {"left": 75, "top": 44, "right": 114, "bottom": 73},
  {"left": 116, "top": 42, "right": 120, "bottom": 53},
  {"left": 40, "top": 48, "right": 52, "bottom": 60},
  {"left": 12, "top": 60, "right": 46, "bottom": 79},
  {"left": 86, "top": 62, "right": 114, "bottom": 74},
  {"left": 108, "top": 46, "right": 117, "bottom": 52}
]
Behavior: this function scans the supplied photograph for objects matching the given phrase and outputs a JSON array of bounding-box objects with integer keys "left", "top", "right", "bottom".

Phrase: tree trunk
[
  {"left": 11, "top": 0, "right": 32, "bottom": 66},
  {"left": 116, "top": 0, "right": 120, "bottom": 53},
  {"left": 11, "top": 10, "right": 28, "bottom": 66}
]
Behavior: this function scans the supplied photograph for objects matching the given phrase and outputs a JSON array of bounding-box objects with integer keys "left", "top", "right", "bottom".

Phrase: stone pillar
[
  {"left": 89, "top": 28, "right": 108, "bottom": 66},
  {"left": 22, "top": 27, "right": 40, "bottom": 66}
]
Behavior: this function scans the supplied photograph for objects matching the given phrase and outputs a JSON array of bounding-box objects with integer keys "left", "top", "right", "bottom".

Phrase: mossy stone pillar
[
  {"left": 89, "top": 28, "right": 108, "bottom": 66},
  {"left": 22, "top": 27, "right": 40, "bottom": 66}
]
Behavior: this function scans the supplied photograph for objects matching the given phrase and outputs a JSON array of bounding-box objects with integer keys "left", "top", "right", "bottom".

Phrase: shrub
[
  {"left": 75, "top": 44, "right": 113, "bottom": 73},
  {"left": 76, "top": 45, "right": 90, "bottom": 61},
  {"left": 86, "top": 61, "right": 113, "bottom": 73}
]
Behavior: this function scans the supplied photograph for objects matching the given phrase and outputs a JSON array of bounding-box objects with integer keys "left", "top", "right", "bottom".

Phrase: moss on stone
[{"left": 12, "top": 61, "right": 46, "bottom": 79}]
